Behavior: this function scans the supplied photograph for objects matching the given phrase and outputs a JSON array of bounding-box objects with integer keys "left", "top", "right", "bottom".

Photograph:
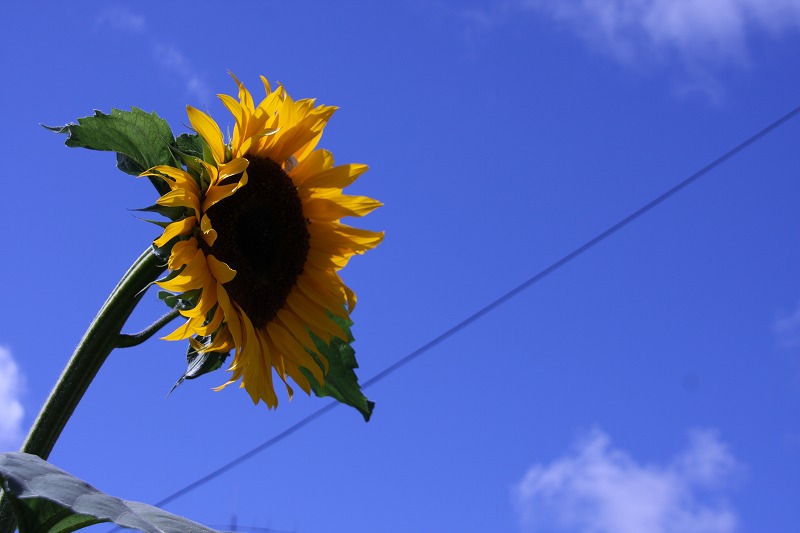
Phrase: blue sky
[{"left": 1, "top": 1, "right": 799, "bottom": 532}]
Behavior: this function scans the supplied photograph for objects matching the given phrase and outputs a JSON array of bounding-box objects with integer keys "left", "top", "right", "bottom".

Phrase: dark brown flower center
[{"left": 204, "top": 156, "right": 309, "bottom": 328}]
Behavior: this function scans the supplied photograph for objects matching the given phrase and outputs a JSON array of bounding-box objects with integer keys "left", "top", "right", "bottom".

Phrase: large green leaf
[
  {"left": 0, "top": 453, "right": 228, "bottom": 533},
  {"left": 45, "top": 108, "right": 177, "bottom": 195},
  {"left": 303, "top": 317, "right": 374, "bottom": 421}
]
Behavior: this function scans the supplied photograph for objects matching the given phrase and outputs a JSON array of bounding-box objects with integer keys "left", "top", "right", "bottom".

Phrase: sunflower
[{"left": 141, "top": 74, "right": 383, "bottom": 408}]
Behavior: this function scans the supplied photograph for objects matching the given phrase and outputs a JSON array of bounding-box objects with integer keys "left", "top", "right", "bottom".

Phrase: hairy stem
[{"left": 116, "top": 308, "right": 181, "bottom": 348}]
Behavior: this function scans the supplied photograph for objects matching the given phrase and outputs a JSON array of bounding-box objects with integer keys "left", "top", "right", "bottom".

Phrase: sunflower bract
[{"left": 140, "top": 74, "right": 383, "bottom": 408}]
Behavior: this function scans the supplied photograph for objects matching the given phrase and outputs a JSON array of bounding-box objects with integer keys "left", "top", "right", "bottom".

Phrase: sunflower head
[{"left": 141, "top": 74, "right": 382, "bottom": 410}]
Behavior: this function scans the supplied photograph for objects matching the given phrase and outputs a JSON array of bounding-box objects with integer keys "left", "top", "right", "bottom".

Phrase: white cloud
[
  {"left": 95, "top": 5, "right": 146, "bottom": 33},
  {"left": 151, "top": 43, "right": 211, "bottom": 105},
  {"left": 513, "top": 429, "right": 739, "bottom": 533},
  {"left": 521, "top": 0, "right": 800, "bottom": 65},
  {"left": 95, "top": 5, "right": 211, "bottom": 105},
  {"left": 774, "top": 302, "right": 800, "bottom": 347},
  {"left": 0, "top": 346, "right": 25, "bottom": 448},
  {"left": 445, "top": 0, "right": 799, "bottom": 99}
]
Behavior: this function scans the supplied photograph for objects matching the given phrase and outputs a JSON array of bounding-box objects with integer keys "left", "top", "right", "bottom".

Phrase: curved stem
[
  {"left": 0, "top": 247, "right": 166, "bottom": 533},
  {"left": 116, "top": 308, "right": 181, "bottom": 348}
]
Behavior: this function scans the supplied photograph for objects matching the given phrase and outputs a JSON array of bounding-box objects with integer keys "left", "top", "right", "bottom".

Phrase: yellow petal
[
  {"left": 306, "top": 248, "right": 350, "bottom": 270},
  {"left": 274, "top": 311, "right": 330, "bottom": 376},
  {"left": 310, "top": 222, "right": 385, "bottom": 257},
  {"left": 250, "top": 325, "right": 278, "bottom": 407},
  {"left": 154, "top": 217, "right": 196, "bottom": 248},
  {"left": 260, "top": 75, "right": 272, "bottom": 96},
  {"left": 230, "top": 72, "right": 255, "bottom": 113},
  {"left": 218, "top": 93, "right": 246, "bottom": 150},
  {"left": 295, "top": 270, "right": 349, "bottom": 321},
  {"left": 206, "top": 254, "right": 236, "bottom": 284},
  {"left": 301, "top": 163, "right": 368, "bottom": 189},
  {"left": 303, "top": 195, "right": 383, "bottom": 221},
  {"left": 274, "top": 307, "right": 317, "bottom": 352},
  {"left": 291, "top": 149, "right": 334, "bottom": 183},
  {"left": 282, "top": 357, "right": 312, "bottom": 395},
  {"left": 284, "top": 289, "right": 348, "bottom": 341},
  {"left": 187, "top": 106, "right": 226, "bottom": 164},
  {"left": 200, "top": 214, "right": 217, "bottom": 247},
  {"left": 180, "top": 278, "right": 217, "bottom": 318},
  {"left": 268, "top": 320, "right": 324, "bottom": 386},
  {"left": 162, "top": 316, "right": 198, "bottom": 341},
  {"left": 292, "top": 106, "right": 337, "bottom": 160},
  {"left": 203, "top": 326, "right": 235, "bottom": 353},
  {"left": 193, "top": 306, "right": 225, "bottom": 336},
  {"left": 264, "top": 334, "right": 293, "bottom": 400},
  {"left": 251, "top": 89, "right": 282, "bottom": 130},
  {"left": 168, "top": 238, "right": 198, "bottom": 269},
  {"left": 218, "top": 158, "right": 249, "bottom": 181},
  {"left": 202, "top": 171, "right": 248, "bottom": 211},
  {"left": 157, "top": 248, "right": 210, "bottom": 292},
  {"left": 344, "top": 284, "right": 357, "bottom": 311},
  {"left": 156, "top": 188, "right": 201, "bottom": 213},
  {"left": 271, "top": 109, "right": 336, "bottom": 164},
  {"left": 141, "top": 166, "right": 200, "bottom": 196},
  {"left": 216, "top": 285, "right": 243, "bottom": 358}
]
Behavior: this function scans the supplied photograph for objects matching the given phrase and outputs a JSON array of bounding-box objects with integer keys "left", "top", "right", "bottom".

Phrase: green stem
[
  {"left": 115, "top": 308, "right": 181, "bottom": 348},
  {"left": 0, "top": 247, "right": 166, "bottom": 533}
]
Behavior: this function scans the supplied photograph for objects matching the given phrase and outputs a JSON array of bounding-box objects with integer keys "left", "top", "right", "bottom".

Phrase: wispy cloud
[
  {"left": 95, "top": 4, "right": 146, "bottom": 33},
  {"left": 521, "top": 0, "right": 800, "bottom": 64},
  {"left": 151, "top": 43, "right": 212, "bottom": 104},
  {"left": 774, "top": 302, "right": 800, "bottom": 347},
  {"left": 0, "top": 346, "right": 25, "bottom": 449},
  {"left": 453, "top": 0, "right": 800, "bottom": 100},
  {"left": 95, "top": 5, "right": 211, "bottom": 105},
  {"left": 513, "top": 429, "right": 739, "bottom": 533}
]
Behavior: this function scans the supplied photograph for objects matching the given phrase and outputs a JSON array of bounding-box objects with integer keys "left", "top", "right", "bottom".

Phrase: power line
[
  {"left": 152, "top": 104, "right": 800, "bottom": 510},
  {"left": 210, "top": 515, "right": 294, "bottom": 533}
]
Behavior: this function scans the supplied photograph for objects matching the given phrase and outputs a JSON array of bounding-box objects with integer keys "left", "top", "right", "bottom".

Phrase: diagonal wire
[{"left": 152, "top": 104, "right": 800, "bottom": 510}]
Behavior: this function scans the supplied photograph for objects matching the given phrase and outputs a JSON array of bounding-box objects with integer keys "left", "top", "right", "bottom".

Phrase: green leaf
[
  {"left": 175, "top": 133, "right": 205, "bottom": 159},
  {"left": 132, "top": 203, "right": 189, "bottom": 222},
  {"left": 170, "top": 340, "right": 229, "bottom": 395},
  {"left": 0, "top": 452, "right": 227, "bottom": 533},
  {"left": 12, "top": 497, "right": 105, "bottom": 533},
  {"left": 151, "top": 231, "right": 187, "bottom": 261},
  {"left": 158, "top": 289, "right": 200, "bottom": 311},
  {"left": 46, "top": 108, "right": 177, "bottom": 195},
  {"left": 302, "top": 317, "right": 374, "bottom": 421}
]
